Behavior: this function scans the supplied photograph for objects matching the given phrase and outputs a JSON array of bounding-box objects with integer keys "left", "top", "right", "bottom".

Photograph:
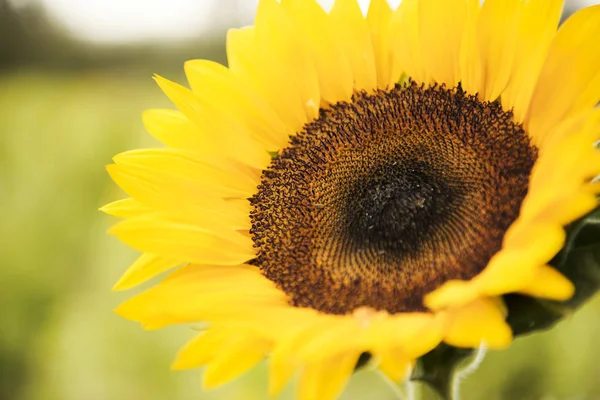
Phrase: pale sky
[{"left": 13, "top": 0, "right": 600, "bottom": 44}]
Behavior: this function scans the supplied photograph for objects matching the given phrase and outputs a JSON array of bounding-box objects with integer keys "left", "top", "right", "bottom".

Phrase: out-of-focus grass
[{"left": 1, "top": 71, "right": 599, "bottom": 400}]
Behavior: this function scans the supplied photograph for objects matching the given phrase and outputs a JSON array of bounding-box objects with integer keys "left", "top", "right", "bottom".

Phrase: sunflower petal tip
[
  {"left": 170, "top": 358, "right": 188, "bottom": 371},
  {"left": 201, "top": 372, "right": 222, "bottom": 391},
  {"left": 111, "top": 279, "right": 130, "bottom": 291},
  {"left": 106, "top": 224, "right": 120, "bottom": 236},
  {"left": 113, "top": 303, "right": 130, "bottom": 319}
]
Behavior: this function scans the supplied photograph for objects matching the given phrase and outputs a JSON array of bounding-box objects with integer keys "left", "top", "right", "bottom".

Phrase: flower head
[{"left": 103, "top": 0, "right": 600, "bottom": 399}]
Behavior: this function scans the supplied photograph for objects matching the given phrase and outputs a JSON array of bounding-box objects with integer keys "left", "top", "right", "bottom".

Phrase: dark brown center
[{"left": 250, "top": 82, "right": 537, "bottom": 315}]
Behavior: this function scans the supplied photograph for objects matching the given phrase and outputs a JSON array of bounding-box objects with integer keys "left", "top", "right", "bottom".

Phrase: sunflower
[{"left": 103, "top": 0, "right": 600, "bottom": 399}]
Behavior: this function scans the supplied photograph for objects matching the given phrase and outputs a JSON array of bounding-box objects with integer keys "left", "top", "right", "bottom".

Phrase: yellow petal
[
  {"left": 475, "top": 0, "right": 523, "bottom": 101},
  {"left": 297, "top": 353, "right": 359, "bottom": 400},
  {"left": 530, "top": 190, "right": 599, "bottom": 228},
  {"left": 257, "top": 0, "right": 320, "bottom": 121},
  {"left": 268, "top": 354, "right": 298, "bottom": 397},
  {"left": 539, "top": 107, "right": 600, "bottom": 150},
  {"left": 203, "top": 334, "right": 270, "bottom": 389},
  {"left": 184, "top": 59, "right": 290, "bottom": 150},
  {"left": 296, "top": 319, "right": 365, "bottom": 362},
  {"left": 153, "top": 75, "right": 271, "bottom": 169},
  {"left": 171, "top": 329, "right": 230, "bottom": 370},
  {"left": 523, "top": 118, "right": 600, "bottom": 219},
  {"left": 527, "top": 5, "right": 600, "bottom": 140},
  {"left": 518, "top": 265, "right": 575, "bottom": 301},
  {"left": 330, "top": 0, "right": 377, "bottom": 91},
  {"left": 108, "top": 215, "right": 255, "bottom": 266},
  {"left": 116, "top": 264, "right": 287, "bottom": 328},
  {"left": 154, "top": 63, "right": 278, "bottom": 153},
  {"left": 366, "top": 0, "right": 395, "bottom": 88},
  {"left": 479, "top": 226, "right": 565, "bottom": 295},
  {"left": 226, "top": 26, "right": 254, "bottom": 75},
  {"left": 501, "top": 0, "right": 563, "bottom": 124},
  {"left": 106, "top": 161, "right": 251, "bottom": 230},
  {"left": 442, "top": 298, "right": 512, "bottom": 349},
  {"left": 367, "top": 313, "right": 442, "bottom": 357},
  {"left": 142, "top": 109, "right": 206, "bottom": 154},
  {"left": 389, "top": 0, "right": 429, "bottom": 84},
  {"left": 427, "top": 221, "right": 566, "bottom": 311},
  {"left": 282, "top": 0, "right": 354, "bottom": 103},
  {"left": 267, "top": 310, "right": 331, "bottom": 396},
  {"left": 377, "top": 348, "right": 412, "bottom": 382},
  {"left": 270, "top": 315, "right": 346, "bottom": 362},
  {"left": 228, "top": 1, "right": 314, "bottom": 133},
  {"left": 502, "top": 221, "right": 566, "bottom": 259},
  {"left": 249, "top": 0, "right": 319, "bottom": 128},
  {"left": 424, "top": 280, "right": 480, "bottom": 312},
  {"left": 459, "top": 0, "right": 482, "bottom": 95},
  {"left": 100, "top": 198, "right": 150, "bottom": 218},
  {"left": 110, "top": 148, "right": 259, "bottom": 199},
  {"left": 418, "top": 0, "right": 467, "bottom": 87},
  {"left": 113, "top": 253, "right": 181, "bottom": 291}
]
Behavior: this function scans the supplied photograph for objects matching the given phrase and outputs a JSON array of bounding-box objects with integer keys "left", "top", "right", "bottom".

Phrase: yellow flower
[{"left": 103, "top": 0, "right": 600, "bottom": 399}]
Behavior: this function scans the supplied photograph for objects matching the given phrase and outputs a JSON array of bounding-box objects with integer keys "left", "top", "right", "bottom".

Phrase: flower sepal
[{"left": 410, "top": 343, "right": 475, "bottom": 400}]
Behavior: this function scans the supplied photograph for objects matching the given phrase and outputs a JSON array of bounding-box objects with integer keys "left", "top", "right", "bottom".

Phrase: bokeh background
[{"left": 2, "top": 0, "right": 600, "bottom": 399}]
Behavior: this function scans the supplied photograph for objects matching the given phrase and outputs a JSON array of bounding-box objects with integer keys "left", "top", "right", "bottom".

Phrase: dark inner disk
[{"left": 250, "top": 82, "right": 537, "bottom": 315}]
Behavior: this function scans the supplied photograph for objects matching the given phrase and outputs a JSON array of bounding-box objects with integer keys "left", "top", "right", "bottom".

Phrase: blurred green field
[{"left": 2, "top": 71, "right": 600, "bottom": 400}]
